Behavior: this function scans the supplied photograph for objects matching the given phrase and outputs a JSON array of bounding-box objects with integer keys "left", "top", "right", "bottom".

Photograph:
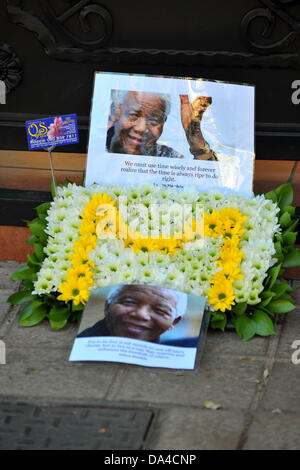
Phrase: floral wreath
[{"left": 8, "top": 181, "right": 300, "bottom": 341}]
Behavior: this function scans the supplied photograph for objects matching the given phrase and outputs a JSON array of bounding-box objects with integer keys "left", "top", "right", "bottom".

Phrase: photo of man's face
[
  {"left": 107, "top": 90, "right": 173, "bottom": 157},
  {"left": 104, "top": 285, "right": 182, "bottom": 342},
  {"left": 72, "top": 283, "right": 207, "bottom": 368},
  {"left": 117, "top": 92, "right": 166, "bottom": 155}
]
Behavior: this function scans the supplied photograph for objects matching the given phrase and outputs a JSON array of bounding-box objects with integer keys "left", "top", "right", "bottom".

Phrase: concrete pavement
[{"left": 0, "top": 261, "right": 299, "bottom": 450}]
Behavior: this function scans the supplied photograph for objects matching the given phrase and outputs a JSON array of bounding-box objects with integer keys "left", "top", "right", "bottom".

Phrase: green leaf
[
  {"left": 210, "top": 313, "right": 227, "bottom": 331},
  {"left": 279, "top": 212, "right": 291, "bottom": 228},
  {"left": 268, "top": 300, "right": 295, "bottom": 314},
  {"left": 49, "top": 305, "right": 70, "bottom": 331},
  {"left": 259, "top": 298, "right": 272, "bottom": 308},
  {"left": 10, "top": 266, "right": 38, "bottom": 281},
  {"left": 275, "top": 183, "right": 293, "bottom": 208},
  {"left": 274, "top": 241, "right": 282, "bottom": 254},
  {"left": 27, "top": 218, "right": 46, "bottom": 236},
  {"left": 26, "top": 235, "right": 38, "bottom": 245},
  {"left": 259, "top": 291, "right": 276, "bottom": 307},
  {"left": 27, "top": 253, "right": 41, "bottom": 266},
  {"left": 235, "top": 315, "right": 256, "bottom": 341},
  {"left": 7, "top": 290, "right": 37, "bottom": 305},
  {"left": 264, "top": 190, "right": 277, "bottom": 204},
  {"left": 37, "top": 212, "right": 48, "bottom": 223},
  {"left": 232, "top": 302, "right": 247, "bottom": 316},
  {"left": 266, "top": 264, "right": 282, "bottom": 290},
  {"left": 274, "top": 242, "right": 284, "bottom": 262},
  {"left": 282, "top": 205, "right": 296, "bottom": 217},
  {"left": 253, "top": 310, "right": 274, "bottom": 336},
  {"left": 283, "top": 249, "right": 300, "bottom": 268},
  {"left": 284, "top": 283, "right": 294, "bottom": 293},
  {"left": 19, "top": 301, "right": 47, "bottom": 327},
  {"left": 33, "top": 243, "right": 45, "bottom": 261},
  {"left": 27, "top": 219, "right": 48, "bottom": 245},
  {"left": 26, "top": 260, "right": 40, "bottom": 272},
  {"left": 271, "top": 281, "right": 293, "bottom": 298},
  {"left": 282, "top": 232, "right": 297, "bottom": 246},
  {"left": 69, "top": 311, "right": 82, "bottom": 325},
  {"left": 71, "top": 302, "right": 84, "bottom": 312},
  {"left": 261, "top": 290, "right": 276, "bottom": 299},
  {"left": 35, "top": 201, "right": 51, "bottom": 217},
  {"left": 284, "top": 219, "right": 299, "bottom": 233},
  {"left": 22, "top": 280, "right": 34, "bottom": 290},
  {"left": 279, "top": 293, "right": 293, "bottom": 302}
]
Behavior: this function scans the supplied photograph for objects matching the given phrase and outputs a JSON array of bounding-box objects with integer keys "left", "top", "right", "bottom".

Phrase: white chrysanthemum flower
[
  {"left": 163, "top": 267, "right": 186, "bottom": 289},
  {"left": 146, "top": 254, "right": 167, "bottom": 276},
  {"left": 138, "top": 266, "right": 162, "bottom": 284},
  {"left": 120, "top": 269, "right": 138, "bottom": 283},
  {"left": 32, "top": 278, "right": 54, "bottom": 294}
]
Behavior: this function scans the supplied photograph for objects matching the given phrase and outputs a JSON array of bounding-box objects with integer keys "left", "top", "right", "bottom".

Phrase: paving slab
[
  {"left": 0, "top": 262, "right": 24, "bottom": 290},
  {"left": 291, "top": 280, "right": 300, "bottom": 304},
  {"left": 146, "top": 407, "right": 245, "bottom": 450},
  {"left": 244, "top": 412, "right": 300, "bottom": 450},
  {"left": 4, "top": 313, "right": 79, "bottom": 350},
  {"left": 110, "top": 355, "right": 264, "bottom": 410},
  {"left": 0, "top": 291, "right": 13, "bottom": 326},
  {"left": 0, "top": 261, "right": 299, "bottom": 449},
  {"left": 205, "top": 329, "right": 269, "bottom": 357},
  {"left": 276, "top": 283, "right": 300, "bottom": 360},
  {"left": 260, "top": 361, "right": 300, "bottom": 413},
  {"left": 277, "top": 309, "right": 300, "bottom": 360},
  {"left": 0, "top": 346, "right": 120, "bottom": 402}
]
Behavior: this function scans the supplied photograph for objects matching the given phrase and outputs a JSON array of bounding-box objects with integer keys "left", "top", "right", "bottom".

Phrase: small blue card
[{"left": 26, "top": 114, "right": 79, "bottom": 150}]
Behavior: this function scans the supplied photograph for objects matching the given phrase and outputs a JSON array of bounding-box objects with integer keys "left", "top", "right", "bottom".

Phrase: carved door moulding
[
  {"left": 6, "top": 0, "right": 300, "bottom": 68},
  {"left": 0, "top": 43, "right": 23, "bottom": 93}
]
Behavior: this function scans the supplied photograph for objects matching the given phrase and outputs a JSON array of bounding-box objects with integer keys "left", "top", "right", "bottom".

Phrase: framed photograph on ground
[
  {"left": 69, "top": 284, "right": 209, "bottom": 370},
  {"left": 85, "top": 72, "right": 255, "bottom": 196}
]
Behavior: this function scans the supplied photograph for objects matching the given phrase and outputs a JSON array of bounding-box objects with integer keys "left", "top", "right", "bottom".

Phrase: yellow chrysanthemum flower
[
  {"left": 57, "top": 277, "right": 91, "bottom": 305},
  {"left": 208, "top": 279, "right": 236, "bottom": 312},
  {"left": 222, "top": 219, "right": 245, "bottom": 239},
  {"left": 69, "top": 246, "right": 95, "bottom": 267},
  {"left": 223, "top": 262, "right": 243, "bottom": 280},
  {"left": 156, "top": 235, "right": 182, "bottom": 255},
  {"left": 82, "top": 193, "right": 115, "bottom": 221},
  {"left": 218, "top": 207, "right": 247, "bottom": 227},
  {"left": 219, "top": 247, "right": 244, "bottom": 265},
  {"left": 79, "top": 220, "right": 97, "bottom": 237},
  {"left": 130, "top": 237, "right": 159, "bottom": 255},
  {"left": 212, "top": 264, "right": 243, "bottom": 283},
  {"left": 204, "top": 210, "right": 223, "bottom": 238},
  {"left": 221, "top": 235, "right": 241, "bottom": 251},
  {"left": 65, "top": 265, "right": 94, "bottom": 286},
  {"left": 73, "top": 234, "right": 97, "bottom": 252}
]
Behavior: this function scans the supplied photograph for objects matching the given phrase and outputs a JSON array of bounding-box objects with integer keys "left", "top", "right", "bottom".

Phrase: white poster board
[{"left": 85, "top": 72, "right": 255, "bottom": 196}]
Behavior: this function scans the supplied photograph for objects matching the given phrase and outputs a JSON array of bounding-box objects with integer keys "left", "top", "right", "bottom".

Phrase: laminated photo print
[
  {"left": 85, "top": 72, "right": 255, "bottom": 196},
  {"left": 69, "top": 284, "right": 209, "bottom": 370}
]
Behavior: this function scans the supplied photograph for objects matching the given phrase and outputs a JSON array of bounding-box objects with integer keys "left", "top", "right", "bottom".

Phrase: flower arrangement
[{"left": 8, "top": 181, "right": 300, "bottom": 340}]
